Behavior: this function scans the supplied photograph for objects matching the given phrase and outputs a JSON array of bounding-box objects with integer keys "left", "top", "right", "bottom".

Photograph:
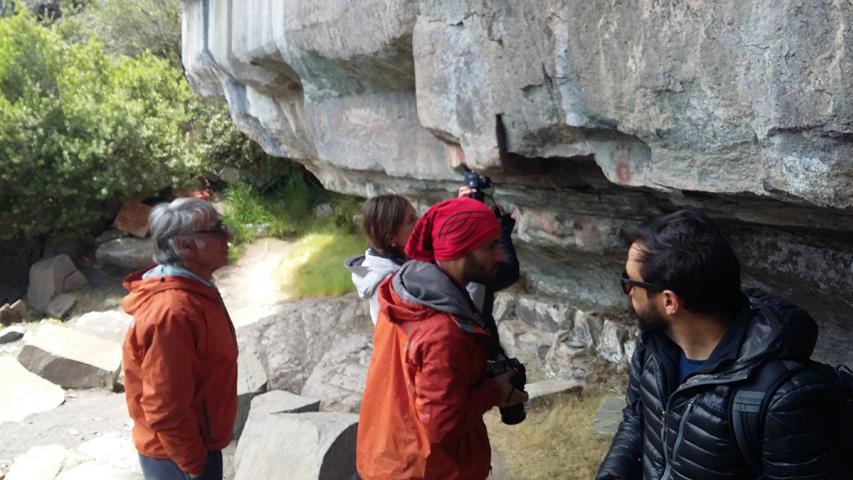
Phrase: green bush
[
  {"left": 0, "top": 9, "right": 199, "bottom": 240},
  {"left": 223, "top": 175, "right": 361, "bottom": 247}
]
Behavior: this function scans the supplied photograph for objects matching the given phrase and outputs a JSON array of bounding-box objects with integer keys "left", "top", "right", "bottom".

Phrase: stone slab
[
  {"left": 235, "top": 412, "right": 357, "bottom": 480},
  {"left": 594, "top": 396, "right": 626, "bottom": 436},
  {"left": 0, "top": 356, "right": 65, "bottom": 423},
  {"left": 112, "top": 202, "right": 152, "bottom": 238},
  {"left": 95, "top": 238, "right": 154, "bottom": 270},
  {"left": 69, "top": 310, "right": 133, "bottom": 344},
  {"left": 5, "top": 444, "right": 68, "bottom": 480},
  {"left": 46, "top": 294, "right": 76, "bottom": 319},
  {"left": 26, "top": 255, "right": 79, "bottom": 313},
  {"left": 249, "top": 390, "right": 320, "bottom": 417},
  {"left": 17, "top": 323, "right": 121, "bottom": 390},
  {"left": 0, "top": 325, "right": 26, "bottom": 344},
  {"left": 525, "top": 379, "right": 583, "bottom": 409}
]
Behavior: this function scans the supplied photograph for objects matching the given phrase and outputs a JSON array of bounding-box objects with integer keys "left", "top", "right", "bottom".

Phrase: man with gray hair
[{"left": 122, "top": 197, "right": 236, "bottom": 480}]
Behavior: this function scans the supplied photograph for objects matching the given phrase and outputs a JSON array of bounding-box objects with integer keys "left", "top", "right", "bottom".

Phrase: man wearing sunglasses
[
  {"left": 597, "top": 210, "right": 847, "bottom": 480},
  {"left": 122, "top": 197, "right": 236, "bottom": 480}
]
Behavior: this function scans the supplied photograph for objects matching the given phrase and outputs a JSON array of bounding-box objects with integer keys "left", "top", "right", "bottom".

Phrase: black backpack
[
  {"left": 729, "top": 291, "right": 853, "bottom": 476},
  {"left": 730, "top": 358, "right": 853, "bottom": 476}
]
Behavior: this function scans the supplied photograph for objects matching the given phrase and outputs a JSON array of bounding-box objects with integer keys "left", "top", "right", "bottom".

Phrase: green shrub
[
  {"left": 0, "top": 9, "right": 199, "bottom": 240},
  {"left": 223, "top": 175, "right": 361, "bottom": 247}
]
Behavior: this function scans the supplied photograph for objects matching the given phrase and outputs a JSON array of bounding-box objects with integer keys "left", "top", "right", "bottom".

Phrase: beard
[
  {"left": 461, "top": 253, "right": 497, "bottom": 285},
  {"left": 632, "top": 301, "right": 667, "bottom": 333}
]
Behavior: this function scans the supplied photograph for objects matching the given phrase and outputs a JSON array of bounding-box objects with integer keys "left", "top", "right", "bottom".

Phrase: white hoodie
[{"left": 346, "top": 249, "right": 486, "bottom": 325}]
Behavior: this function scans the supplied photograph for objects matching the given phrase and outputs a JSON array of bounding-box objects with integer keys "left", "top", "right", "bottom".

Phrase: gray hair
[{"left": 149, "top": 197, "right": 219, "bottom": 265}]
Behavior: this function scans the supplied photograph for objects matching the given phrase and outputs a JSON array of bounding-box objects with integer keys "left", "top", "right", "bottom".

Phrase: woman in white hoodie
[{"left": 345, "top": 194, "right": 418, "bottom": 324}]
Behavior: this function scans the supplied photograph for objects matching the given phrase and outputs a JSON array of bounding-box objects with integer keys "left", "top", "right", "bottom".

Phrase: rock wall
[{"left": 182, "top": 0, "right": 853, "bottom": 367}]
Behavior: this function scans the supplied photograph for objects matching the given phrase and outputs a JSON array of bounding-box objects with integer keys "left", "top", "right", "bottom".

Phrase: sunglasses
[
  {"left": 195, "top": 221, "right": 230, "bottom": 237},
  {"left": 620, "top": 270, "right": 666, "bottom": 295}
]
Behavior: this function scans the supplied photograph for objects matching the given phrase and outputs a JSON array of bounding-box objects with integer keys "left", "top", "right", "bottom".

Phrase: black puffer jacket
[{"left": 597, "top": 290, "right": 850, "bottom": 480}]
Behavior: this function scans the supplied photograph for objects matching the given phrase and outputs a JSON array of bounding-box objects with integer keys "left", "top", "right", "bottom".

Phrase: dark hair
[
  {"left": 361, "top": 194, "right": 411, "bottom": 260},
  {"left": 629, "top": 210, "right": 742, "bottom": 314}
]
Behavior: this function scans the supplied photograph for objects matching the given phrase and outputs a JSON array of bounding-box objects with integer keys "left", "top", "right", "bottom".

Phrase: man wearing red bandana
[{"left": 356, "top": 197, "right": 528, "bottom": 480}]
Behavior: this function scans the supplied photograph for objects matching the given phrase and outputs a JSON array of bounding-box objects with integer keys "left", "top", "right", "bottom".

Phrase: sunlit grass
[
  {"left": 222, "top": 178, "right": 361, "bottom": 260},
  {"left": 277, "top": 229, "right": 365, "bottom": 299},
  {"left": 485, "top": 386, "right": 619, "bottom": 480}
]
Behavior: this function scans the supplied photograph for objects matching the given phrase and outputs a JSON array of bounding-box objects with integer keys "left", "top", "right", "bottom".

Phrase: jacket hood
[
  {"left": 345, "top": 249, "right": 403, "bottom": 300},
  {"left": 122, "top": 268, "right": 220, "bottom": 316},
  {"left": 381, "top": 260, "right": 487, "bottom": 334}
]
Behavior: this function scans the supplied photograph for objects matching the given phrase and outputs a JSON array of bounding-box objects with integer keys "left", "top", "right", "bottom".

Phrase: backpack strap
[{"left": 730, "top": 359, "right": 807, "bottom": 476}]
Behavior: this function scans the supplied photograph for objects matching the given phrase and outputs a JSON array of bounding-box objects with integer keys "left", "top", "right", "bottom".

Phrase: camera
[
  {"left": 486, "top": 355, "right": 527, "bottom": 425},
  {"left": 463, "top": 168, "right": 492, "bottom": 202}
]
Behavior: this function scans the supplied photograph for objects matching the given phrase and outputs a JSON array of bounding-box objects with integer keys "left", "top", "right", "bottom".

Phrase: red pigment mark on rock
[
  {"left": 532, "top": 211, "right": 559, "bottom": 235},
  {"left": 616, "top": 161, "right": 633, "bottom": 183}
]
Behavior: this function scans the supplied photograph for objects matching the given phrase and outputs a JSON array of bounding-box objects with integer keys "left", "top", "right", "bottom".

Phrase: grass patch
[
  {"left": 485, "top": 386, "right": 620, "bottom": 480},
  {"left": 277, "top": 228, "right": 365, "bottom": 299},
  {"left": 222, "top": 176, "right": 361, "bottom": 257},
  {"left": 222, "top": 176, "right": 361, "bottom": 243}
]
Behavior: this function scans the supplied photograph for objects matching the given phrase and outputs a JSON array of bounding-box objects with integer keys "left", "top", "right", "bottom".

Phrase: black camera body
[
  {"left": 486, "top": 356, "right": 527, "bottom": 425},
  {"left": 464, "top": 169, "right": 492, "bottom": 202}
]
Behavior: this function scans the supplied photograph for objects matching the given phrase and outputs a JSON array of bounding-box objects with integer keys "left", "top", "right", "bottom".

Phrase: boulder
[
  {"left": 0, "top": 299, "right": 28, "bottom": 324},
  {"left": 497, "top": 319, "right": 555, "bottom": 377},
  {"left": 525, "top": 379, "right": 583, "bottom": 408},
  {"left": 515, "top": 297, "right": 574, "bottom": 333},
  {"left": 0, "top": 356, "right": 65, "bottom": 423},
  {"left": 181, "top": 0, "right": 853, "bottom": 372},
  {"left": 492, "top": 292, "right": 517, "bottom": 322},
  {"left": 544, "top": 332, "right": 596, "bottom": 380},
  {"left": 17, "top": 323, "right": 121, "bottom": 390},
  {"left": 26, "top": 255, "right": 79, "bottom": 313},
  {"left": 69, "top": 309, "right": 133, "bottom": 343},
  {"left": 235, "top": 412, "right": 358, "bottom": 480},
  {"left": 0, "top": 325, "right": 26, "bottom": 344},
  {"left": 5, "top": 444, "right": 68, "bottom": 480},
  {"left": 75, "top": 433, "right": 142, "bottom": 475},
  {"left": 594, "top": 396, "right": 626, "bottom": 436},
  {"left": 45, "top": 294, "right": 76, "bottom": 319},
  {"left": 313, "top": 203, "right": 334, "bottom": 219},
  {"left": 62, "top": 271, "right": 89, "bottom": 293},
  {"left": 569, "top": 311, "right": 604, "bottom": 349},
  {"left": 95, "top": 238, "right": 154, "bottom": 270},
  {"left": 301, "top": 334, "right": 371, "bottom": 412},
  {"left": 249, "top": 390, "right": 321, "bottom": 417},
  {"left": 236, "top": 295, "right": 371, "bottom": 394},
  {"left": 218, "top": 166, "right": 241, "bottom": 184},
  {"left": 233, "top": 341, "right": 269, "bottom": 440},
  {"left": 94, "top": 229, "right": 127, "bottom": 245},
  {"left": 596, "top": 320, "right": 628, "bottom": 364}
]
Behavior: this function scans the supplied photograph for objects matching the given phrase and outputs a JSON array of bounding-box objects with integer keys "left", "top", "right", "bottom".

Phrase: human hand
[
  {"left": 457, "top": 186, "right": 476, "bottom": 198},
  {"left": 492, "top": 370, "right": 528, "bottom": 408}
]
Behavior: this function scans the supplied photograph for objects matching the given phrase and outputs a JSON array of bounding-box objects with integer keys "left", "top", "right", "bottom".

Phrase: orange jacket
[
  {"left": 122, "top": 269, "right": 238, "bottom": 475},
  {"left": 356, "top": 270, "right": 502, "bottom": 480}
]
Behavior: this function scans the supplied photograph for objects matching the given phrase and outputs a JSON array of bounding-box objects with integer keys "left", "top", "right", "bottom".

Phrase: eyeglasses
[
  {"left": 195, "top": 221, "right": 230, "bottom": 237},
  {"left": 620, "top": 270, "right": 666, "bottom": 295}
]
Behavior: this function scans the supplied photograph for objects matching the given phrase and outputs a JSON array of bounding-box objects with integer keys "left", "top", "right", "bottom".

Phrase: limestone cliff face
[{"left": 182, "top": 0, "right": 853, "bottom": 367}]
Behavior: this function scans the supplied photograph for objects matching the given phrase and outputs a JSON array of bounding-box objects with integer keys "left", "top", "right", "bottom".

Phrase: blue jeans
[{"left": 138, "top": 451, "right": 222, "bottom": 480}]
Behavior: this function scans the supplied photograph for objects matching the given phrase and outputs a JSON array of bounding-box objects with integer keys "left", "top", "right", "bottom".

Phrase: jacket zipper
[
  {"left": 659, "top": 371, "right": 752, "bottom": 479},
  {"left": 671, "top": 397, "right": 697, "bottom": 461}
]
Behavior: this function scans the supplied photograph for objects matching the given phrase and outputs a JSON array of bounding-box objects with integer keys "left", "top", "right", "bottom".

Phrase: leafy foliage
[{"left": 0, "top": 9, "right": 199, "bottom": 240}]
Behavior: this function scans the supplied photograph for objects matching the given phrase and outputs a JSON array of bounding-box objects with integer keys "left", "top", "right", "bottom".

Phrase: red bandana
[{"left": 405, "top": 197, "right": 501, "bottom": 262}]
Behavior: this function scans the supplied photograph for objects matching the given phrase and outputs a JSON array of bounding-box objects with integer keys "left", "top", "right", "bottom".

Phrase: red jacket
[
  {"left": 122, "top": 269, "right": 238, "bottom": 475},
  {"left": 356, "top": 263, "right": 502, "bottom": 480}
]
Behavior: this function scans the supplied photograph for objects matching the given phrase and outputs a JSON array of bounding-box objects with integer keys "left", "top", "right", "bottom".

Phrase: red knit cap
[{"left": 405, "top": 197, "right": 501, "bottom": 262}]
